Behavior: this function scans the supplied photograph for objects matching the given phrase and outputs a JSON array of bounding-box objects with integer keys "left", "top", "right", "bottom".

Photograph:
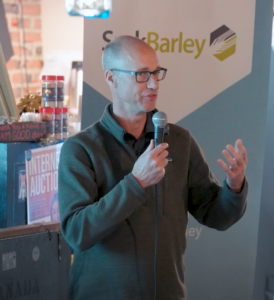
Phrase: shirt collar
[{"left": 100, "top": 104, "right": 161, "bottom": 142}]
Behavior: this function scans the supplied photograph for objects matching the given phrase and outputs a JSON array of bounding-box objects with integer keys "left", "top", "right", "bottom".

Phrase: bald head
[{"left": 102, "top": 35, "right": 155, "bottom": 71}]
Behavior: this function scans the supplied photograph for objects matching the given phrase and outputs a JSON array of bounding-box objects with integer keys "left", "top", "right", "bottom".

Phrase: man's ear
[{"left": 104, "top": 70, "right": 117, "bottom": 88}]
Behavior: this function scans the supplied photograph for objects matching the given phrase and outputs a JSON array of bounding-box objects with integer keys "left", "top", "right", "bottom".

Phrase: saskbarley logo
[
  {"left": 102, "top": 27, "right": 237, "bottom": 61},
  {"left": 210, "top": 25, "right": 237, "bottom": 61}
]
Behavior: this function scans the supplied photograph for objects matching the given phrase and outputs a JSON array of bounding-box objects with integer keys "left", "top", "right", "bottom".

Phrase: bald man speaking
[{"left": 58, "top": 36, "right": 248, "bottom": 300}]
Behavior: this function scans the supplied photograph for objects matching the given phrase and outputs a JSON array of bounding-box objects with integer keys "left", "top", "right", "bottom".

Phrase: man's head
[{"left": 102, "top": 36, "right": 166, "bottom": 116}]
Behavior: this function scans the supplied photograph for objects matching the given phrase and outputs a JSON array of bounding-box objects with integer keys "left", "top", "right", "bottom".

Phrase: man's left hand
[{"left": 217, "top": 139, "right": 247, "bottom": 193}]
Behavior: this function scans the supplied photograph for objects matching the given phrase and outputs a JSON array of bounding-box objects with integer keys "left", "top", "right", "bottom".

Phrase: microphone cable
[
  {"left": 154, "top": 184, "right": 159, "bottom": 300},
  {"left": 152, "top": 111, "right": 168, "bottom": 300}
]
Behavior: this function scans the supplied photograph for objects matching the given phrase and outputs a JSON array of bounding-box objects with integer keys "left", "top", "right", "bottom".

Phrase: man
[{"left": 58, "top": 35, "right": 248, "bottom": 300}]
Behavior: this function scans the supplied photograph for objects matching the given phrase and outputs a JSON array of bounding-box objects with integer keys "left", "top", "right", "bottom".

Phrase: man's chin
[{"left": 142, "top": 101, "right": 157, "bottom": 112}]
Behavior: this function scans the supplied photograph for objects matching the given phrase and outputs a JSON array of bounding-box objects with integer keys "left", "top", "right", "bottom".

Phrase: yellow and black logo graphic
[{"left": 210, "top": 25, "right": 236, "bottom": 61}]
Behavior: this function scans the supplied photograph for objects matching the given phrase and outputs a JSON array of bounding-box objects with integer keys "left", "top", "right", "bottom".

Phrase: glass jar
[
  {"left": 41, "top": 75, "right": 57, "bottom": 107},
  {"left": 62, "top": 107, "right": 69, "bottom": 139},
  {"left": 57, "top": 75, "right": 65, "bottom": 108},
  {"left": 39, "top": 107, "right": 55, "bottom": 138},
  {"left": 53, "top": 107, "right": 63, "bottom": 140}
]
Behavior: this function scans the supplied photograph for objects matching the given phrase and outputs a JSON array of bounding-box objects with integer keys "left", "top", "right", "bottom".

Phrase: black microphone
[{"left": 152, "top": 111, "right": 167, "bottom": 147}]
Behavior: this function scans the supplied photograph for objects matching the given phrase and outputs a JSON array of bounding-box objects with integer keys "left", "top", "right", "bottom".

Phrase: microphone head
[{"left": 152, "top": 111, "right": 167, "bottom": 128}]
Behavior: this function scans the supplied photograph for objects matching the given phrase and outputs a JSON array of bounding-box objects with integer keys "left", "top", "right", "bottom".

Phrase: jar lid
[
  {"left": 53, "top": 107, "right": 62, "bottom": 114},
  {"left": 42, "top": 75, "right": 57, "bottom": 81},
  {"left": 57, "top": 75, "right": 65, "bottom": 80},
  {"left": 39, "top": 107, "right": 54, "bottom": 113},
  {"left": 62, "top": 107, "right": 68, "bottom": 113}
]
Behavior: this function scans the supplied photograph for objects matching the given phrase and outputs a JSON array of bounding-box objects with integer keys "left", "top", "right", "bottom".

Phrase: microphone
[{"left": 152, "top": 111, "right": 167, "bottom": 147}]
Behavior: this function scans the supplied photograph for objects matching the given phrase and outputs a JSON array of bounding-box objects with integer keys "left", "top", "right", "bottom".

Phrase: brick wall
[{"left": 3, "top": 0, "right": 43, "bottom": 102}]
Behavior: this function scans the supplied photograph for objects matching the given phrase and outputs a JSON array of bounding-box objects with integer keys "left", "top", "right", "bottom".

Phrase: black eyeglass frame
[{"left": 111, "top": 68, "right": 167, "bottom": 83}]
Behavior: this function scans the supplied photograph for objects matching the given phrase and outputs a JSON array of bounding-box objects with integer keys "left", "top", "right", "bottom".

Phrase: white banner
[{"left": 84, "top": 0, "right": 256, "bottom": 123}]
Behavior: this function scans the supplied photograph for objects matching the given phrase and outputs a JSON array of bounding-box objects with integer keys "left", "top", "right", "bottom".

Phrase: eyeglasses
[{"left": 111, "top": 68, "right": 167, "bottom": 83}]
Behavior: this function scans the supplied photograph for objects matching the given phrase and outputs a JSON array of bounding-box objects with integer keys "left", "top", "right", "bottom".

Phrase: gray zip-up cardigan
[{"left": 58, "top": 104, "right": 248, "bottom": 300}]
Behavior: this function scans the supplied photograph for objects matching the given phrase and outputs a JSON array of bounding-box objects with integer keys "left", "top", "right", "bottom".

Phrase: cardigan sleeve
[
  {"left": 187, "top": 134, "right": 248, "bottom": 230},
  {"left": 58, "top": 136, "right": 147, "bottom": 252}
]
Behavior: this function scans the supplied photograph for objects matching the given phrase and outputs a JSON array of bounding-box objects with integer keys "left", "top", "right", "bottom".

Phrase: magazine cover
[
  {"left": 25, "top": 143, "right": 63, "bottom": 224},
  {"left": 13, "top": 162, "right": 27, "bottom": 226}
]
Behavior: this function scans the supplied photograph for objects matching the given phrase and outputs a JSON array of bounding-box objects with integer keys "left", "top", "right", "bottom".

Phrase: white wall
[
  {"left": 41, "top": 0, "right": 83, "bottom": 55},
  {"left": 41, "top": 0, "right": 84, "bottom": 94}
]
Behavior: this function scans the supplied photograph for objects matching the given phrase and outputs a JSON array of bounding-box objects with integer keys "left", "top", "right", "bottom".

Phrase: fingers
[
  {"left": 222, "top": 149, "right": 241, "bottom": 170},
  {"left": 143, "top": 141, "right": 169, "bottom": 161},
  {"left": 144, "top": 140, "right": 169, "bottom": 156},
  {"left": 153, "top": 142, "right": 169, "bottom": 154},
  {"left": 235, "top": 139, "right": 248, "bottom": 164},
  {"left": 218, "top": 139, "right": 247, "bottom": 191},
  {"left": 144, "top": 139, "right": 154, "bottom": 153},
  {"left": 221, "top": 140, "right": 247, "bottom": 169},
  {"left": 147, "top": 142, "right": 169, "bottom": 179},
  {"left": 141, "top": 141, "right": 169, "bottom": 165},
  {"left": 217, "top": 158, "right": 232, "bottom": 174},
  {"left": 133, "top": 141, "right": 169, "bottom": 188}
]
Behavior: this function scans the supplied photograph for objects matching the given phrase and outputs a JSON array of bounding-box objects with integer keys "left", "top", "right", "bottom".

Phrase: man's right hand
[{"left": 132, "top": 140, "right": 169, "bottom": 188}]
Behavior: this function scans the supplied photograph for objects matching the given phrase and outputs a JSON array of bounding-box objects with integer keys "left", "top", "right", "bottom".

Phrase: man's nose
[{"left": 146, "top": 74, "right": 159, "bottom": 89}]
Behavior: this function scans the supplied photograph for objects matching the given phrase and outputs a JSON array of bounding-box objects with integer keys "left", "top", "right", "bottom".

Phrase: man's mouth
[{"left": 146, "top": 94, "right": 157, "bottom": 100}]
